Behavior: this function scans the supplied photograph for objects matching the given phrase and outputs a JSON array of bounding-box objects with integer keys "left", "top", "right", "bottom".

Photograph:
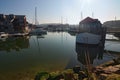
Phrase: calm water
[
  {"left": 0, "top": 32, "right": 119, "bottom": 80},
  {"left": 105, "top": 34, "right": 120, "bottom": 52}
]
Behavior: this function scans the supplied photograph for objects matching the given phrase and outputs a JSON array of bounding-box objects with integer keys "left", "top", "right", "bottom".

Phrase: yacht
[{"left": 0, "top": 32, "right": 8, "bottom": 41}]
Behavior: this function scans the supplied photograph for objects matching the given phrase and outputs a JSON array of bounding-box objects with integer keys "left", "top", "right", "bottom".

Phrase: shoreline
[{"left": 35, "top": 57, "right": 120, "bottom": 80}]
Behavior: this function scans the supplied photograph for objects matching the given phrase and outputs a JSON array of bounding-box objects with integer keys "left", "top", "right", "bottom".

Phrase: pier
[{"left": 8, "top": 33, "right": 29, "bottom": 37}]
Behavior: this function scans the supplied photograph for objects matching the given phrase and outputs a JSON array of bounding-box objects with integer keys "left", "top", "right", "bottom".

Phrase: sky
[{"left": 0, "top": 0, "right": 120, "bottom": 24}]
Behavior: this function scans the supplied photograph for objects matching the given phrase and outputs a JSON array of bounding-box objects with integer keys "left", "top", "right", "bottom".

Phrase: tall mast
[
  {"left": 81, "top": 12, "right": 83, "bottom": 20},
  {"left": 66, "top": 18, "right": 68, "bottom": 24},
  {"left": 92, "top": 12, "right": 94, "bottom": 18},
  {"left": 35, "top": 7, "right": 37, "bottom": 25},
  {"left": 115, "top": 16, "right": 116, "bottom": 21},
  {"left": 61, "top": 16, "right": 63, "bottom": 24}
]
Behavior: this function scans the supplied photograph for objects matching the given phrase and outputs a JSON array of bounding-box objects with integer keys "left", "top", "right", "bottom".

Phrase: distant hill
[{"left": 103, "top": 20, "right": 120, "bottom": 28}]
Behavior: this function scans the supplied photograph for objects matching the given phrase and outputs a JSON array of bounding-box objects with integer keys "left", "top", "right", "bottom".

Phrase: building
[
  {"left": 0, "top": 14, "right": 6, "bottom": 32},
  {"left": 103, "top": 20, "right": 120, "bottom": 33},
  {"left": 79, "top": 17, "right": 102, "bottom": 35},
  {"left": 12, "top": 15, "right": 27, "bottom": 33},
  {"left": 0, "top": 14, "right": 28, "bottom": 33},
  {"left": 76, "top": 17, "right": 106, "bottom": 46},
  {"left": 0, "top": 14, "right": 14, "bottom": 33}
]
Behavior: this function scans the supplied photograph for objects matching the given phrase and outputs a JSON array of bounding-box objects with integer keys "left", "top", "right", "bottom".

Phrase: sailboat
[{"left": 29, "top": 7, "right": 47, "bottom": 35}]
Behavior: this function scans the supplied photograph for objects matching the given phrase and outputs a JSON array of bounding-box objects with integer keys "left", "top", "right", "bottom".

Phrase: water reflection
[
  {"left": 36, "top": 34, "right": 46, "bottom": 39},
  {"left": 76, "top": 43, "right": 104, "bottom": 65},
  {"left": 68, "top": 31, "right": 77, "bottom": 36},
  {"left": 0, "top": 37, "right": 29, "bottom": 52}
]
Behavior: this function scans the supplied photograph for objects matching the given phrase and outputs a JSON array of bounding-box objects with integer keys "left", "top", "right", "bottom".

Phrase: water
[
  {"left": 0, "top": 32, "right": 119, "bottom": 80},
  {"left": 105, "top": 34, "right": 120, "bottom": 52}
]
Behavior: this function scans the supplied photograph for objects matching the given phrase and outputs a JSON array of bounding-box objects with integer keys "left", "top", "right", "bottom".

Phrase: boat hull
[{"left": 76, "top": 32, "right": 101, "bottom": 45}]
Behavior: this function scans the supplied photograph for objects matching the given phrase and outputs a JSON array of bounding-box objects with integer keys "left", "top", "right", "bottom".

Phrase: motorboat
[{"left": 0, "top": 32, "right": 8, "bottom": 41}]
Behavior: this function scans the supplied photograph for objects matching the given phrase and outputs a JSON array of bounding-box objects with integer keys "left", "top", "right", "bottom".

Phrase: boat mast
[
  {"left": 115, "top": 16, "right": 116, "bottom": 21},
  {"left": 61, "top": 16, "right": 63, "bottom": 24},
  {"left": 35, "top": 7, "right": 37, "bottom": 25},
  {"left": 92, "top": 12, "right": 94, "bottom": 18},
  {"left": 81, "top": 12, "right": 83, "bottom": 20}
]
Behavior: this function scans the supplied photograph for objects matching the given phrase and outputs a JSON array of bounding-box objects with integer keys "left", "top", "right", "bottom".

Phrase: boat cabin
[
  {"left": 76, "top": 17, "right": 106, "bottom": 45},
  {"left": 79, "top": 17, "right": 102, "bottom": 35}
]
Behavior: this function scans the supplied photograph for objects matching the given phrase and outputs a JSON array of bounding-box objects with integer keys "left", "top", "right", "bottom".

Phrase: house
[
  {"left": 76, "top": 17, "right": 106, "bottom": 46},
  {"left": 0, "top": 14, "right": 28, "bottom": 33},
  {"left": 12, "top": 15, "right": 27, "bottom": 33},
  {"left": 0, "top": 14, "right": 14, "bottom": 32},
  {"left": 79, "top": 17, "right": 102, "bottom": 35},
  {"left": 0, "top": 14, "right": 5, "bottom": 32}
]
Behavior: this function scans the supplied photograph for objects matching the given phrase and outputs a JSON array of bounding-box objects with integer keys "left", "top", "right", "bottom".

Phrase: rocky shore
[
  {"left": 35, "top": 57, "right": 120, "bottom": 80},
  {"left": 93, "top": 57, "right": 120, "bottom": 80}
]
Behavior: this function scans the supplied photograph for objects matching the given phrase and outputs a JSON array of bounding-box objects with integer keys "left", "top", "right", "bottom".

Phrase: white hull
[
  {"left": 76, "top": 32, "right": 101, "bottom": 45},
  {"left": 30, "top": 29, "right": 47, "bottom": 35},
  {"left": 0, "top": 33, "right": 8, "bottom": 41}
]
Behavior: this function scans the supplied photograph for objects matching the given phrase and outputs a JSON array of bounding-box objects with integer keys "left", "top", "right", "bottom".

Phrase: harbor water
[{"left": 0, "top": 32, "right": 120, "bottom": 80}]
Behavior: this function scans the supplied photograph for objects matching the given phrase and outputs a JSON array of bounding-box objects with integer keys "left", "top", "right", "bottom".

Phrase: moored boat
[
  {"left": 0, "top": 32, "right": 8, "bottom": 41},
  {"left": 76, "top": 17, "right": 106, "bottom": 46},
  {"left": 76, "top": 32, "right": 101, "bottom": 45},
  {"left": 29, "top": 28, "right": 47, "bottom": 35}
]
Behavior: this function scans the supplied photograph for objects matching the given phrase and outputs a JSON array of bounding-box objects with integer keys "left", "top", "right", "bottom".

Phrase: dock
[{"left": 9, "top": 33, "right": 29, "bottom": 37}]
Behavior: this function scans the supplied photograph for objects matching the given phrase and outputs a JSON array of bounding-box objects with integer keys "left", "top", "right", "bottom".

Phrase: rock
[
  {"left": 47, "top": 74, "right": 64, "bottom": 80},
  {"left": 103, "top": 66, "right": 119, "bottom": 74},
  {"left": 114, "top": 64, "right": 120, "bottom": 68},
  {"left": 115, "top": 70, "right": 120, "bottom": 74},
  {"left": 113, "top": 58, "right": 120, "bottom": 64},
  {"left": 64, "top": 73, "right": 76, "bottom": 80},
  {"left": 73, "top": 66, "right": 81, "bottom": 73},
  {"left": 99, "top": 74, "right": 108, "bottom": 80},
  {"left": 93, "top": 66, "right": 104, "bottom": 75},
  {"left": 105, "top": 74, "right": 120, "bottom": 80},
  {"left": 35, "top": 72, "right": 49, "bottom": 80},
  {"left": 78, "top": 71, "right": 87, "bottom": 80}
]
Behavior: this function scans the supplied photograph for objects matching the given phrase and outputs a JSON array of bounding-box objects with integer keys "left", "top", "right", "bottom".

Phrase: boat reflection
[
  {"left": 68, "top": 31, "right": 77, "bottom": 36},
  {"left": 0, "top": 36, "right": 29, "bottom": 52},
  {"left": 36, "top": 35, "right": 45, "bottom": 39},
  {"left": 76, "top": 43, "right": 104, "bottom": 65}
]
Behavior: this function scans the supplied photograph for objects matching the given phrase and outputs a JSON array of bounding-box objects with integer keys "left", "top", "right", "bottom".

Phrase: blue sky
[{"left": 0, "top": 0, "right": 120, "bottom": 24}]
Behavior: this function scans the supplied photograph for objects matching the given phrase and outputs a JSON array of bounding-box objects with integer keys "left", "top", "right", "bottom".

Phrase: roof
[{"left": 80, "top": 17, "right": 99, "bottom": 24}]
